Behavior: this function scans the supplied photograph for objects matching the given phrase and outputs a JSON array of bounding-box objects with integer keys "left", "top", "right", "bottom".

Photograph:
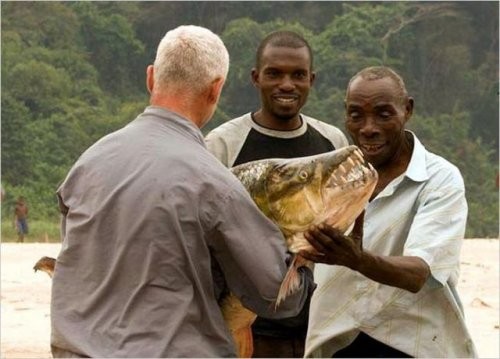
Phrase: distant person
[
  {"left": 205, "top": 30, "right": 348, "bottom": 358},
  {"left": 50, "top": 25, "right": 314, "bottom": 357},
  {"left": 301, "top": 66, "right": 477, "bottom": 358},
  {"left": 14, "top": 196, "right": 29, "bottom": 243}
]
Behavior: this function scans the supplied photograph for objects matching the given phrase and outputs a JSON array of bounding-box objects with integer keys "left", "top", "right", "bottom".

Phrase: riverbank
[{"left": 1, "top": 240, "right": 498, "bottom": 358}]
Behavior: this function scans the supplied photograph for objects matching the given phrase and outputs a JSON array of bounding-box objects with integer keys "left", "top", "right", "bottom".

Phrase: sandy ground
[{"left": 1, "top": 240, "right": 499, "bottom": 359}]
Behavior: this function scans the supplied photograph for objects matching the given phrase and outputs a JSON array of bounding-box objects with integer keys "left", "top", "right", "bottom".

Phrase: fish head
[
  {"left": 230, "top": 145, "right": 377, "bottom": 252},
  {"left": 229, "top": 145, "right": 378, "bottom": 309},
  {"left": 262, "top": 145, "right": 378, "bottom": 251}
]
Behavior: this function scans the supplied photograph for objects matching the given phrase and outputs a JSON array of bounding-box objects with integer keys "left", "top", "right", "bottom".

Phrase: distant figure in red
[{"left": 14, "top": 196, "right": 29, "bottom": 243}]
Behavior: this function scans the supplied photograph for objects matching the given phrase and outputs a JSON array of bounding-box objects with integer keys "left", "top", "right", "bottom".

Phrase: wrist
[{"left": 351, "top": 250, "right": 369, "bottom": 273}]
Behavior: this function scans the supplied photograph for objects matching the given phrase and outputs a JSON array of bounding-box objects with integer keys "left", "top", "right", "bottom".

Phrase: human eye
[
  {"left": 264, "top": 69, "right": 280, "bottom": 78},
  {"left": 380, "top": 111, "right": 391, "bottom": 119},
  {"left": 376, "top": 106, "right": 395, "bottom": 120},
  {"left": 347, "top": 110, "right": 362, "bottom": 121},
  {"left": 293, "top": 71, "right": 308, "bottom": 80}
]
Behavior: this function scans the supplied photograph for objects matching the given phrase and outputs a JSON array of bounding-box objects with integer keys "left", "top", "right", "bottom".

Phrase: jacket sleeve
[{"left": 208, "top": 186, "right": 314, "bottom": 319}]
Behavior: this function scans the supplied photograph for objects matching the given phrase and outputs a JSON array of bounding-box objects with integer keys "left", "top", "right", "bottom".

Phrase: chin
[{"left": 274, "top": 112, "right": 299, "bottom": 122}]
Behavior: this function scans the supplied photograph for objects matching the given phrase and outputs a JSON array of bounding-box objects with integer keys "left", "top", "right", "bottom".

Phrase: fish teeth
[{"left": 354, "top": 149, "right": 364, "bottom": 161}]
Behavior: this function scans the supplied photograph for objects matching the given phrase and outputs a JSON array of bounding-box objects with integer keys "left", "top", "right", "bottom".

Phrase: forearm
[{"left": 353, "top": 252, "right": 430, "bottom": 293}]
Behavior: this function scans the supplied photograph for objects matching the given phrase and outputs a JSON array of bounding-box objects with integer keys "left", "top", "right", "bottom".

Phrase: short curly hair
[{"left": 255, "top": 30, "right": 313, "bottom": 70}]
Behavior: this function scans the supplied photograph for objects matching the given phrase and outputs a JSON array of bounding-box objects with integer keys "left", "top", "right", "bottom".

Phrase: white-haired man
[{"left": 50, "top": 25, "right": 313, "bottom": 358}]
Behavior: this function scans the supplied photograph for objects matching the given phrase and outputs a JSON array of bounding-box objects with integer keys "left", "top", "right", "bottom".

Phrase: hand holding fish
[{"left": 301, "top": 213, "right": 364, "bottom": 270}]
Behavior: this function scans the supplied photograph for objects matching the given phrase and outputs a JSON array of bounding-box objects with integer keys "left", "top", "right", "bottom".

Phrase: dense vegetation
[{"left": 1, "top": 2, "right": 498, "bottom": 238}]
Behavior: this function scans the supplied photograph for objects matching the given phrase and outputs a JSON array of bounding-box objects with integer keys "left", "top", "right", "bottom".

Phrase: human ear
[
  {"left": 146, "top": 65, "right": 154, "bottom": 94},
  {"left": 251, "top": 68, "right": 260, "bottom": 87},
  {"left": 310, "top": 71, "right": 316, "bottom": 85},
  {"left": 405, "top": 97, "right": 414, "bottom": 120},
  {"left": 207, "top": 77, "right": 225, "bottom": 105}
]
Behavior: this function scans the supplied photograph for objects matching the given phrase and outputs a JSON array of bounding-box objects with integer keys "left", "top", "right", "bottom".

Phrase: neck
[
  {"left": 252, "top": 109, "right": 302, "bottom": 131},
  {"left": 150, "top": 92, "right": 206, "bottom": 128},
  {"left": 370, "top": 133, "right": 413, "bottom": 199}
]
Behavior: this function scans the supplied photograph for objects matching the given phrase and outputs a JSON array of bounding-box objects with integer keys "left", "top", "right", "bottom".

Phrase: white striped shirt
[{"left": 305, "top": 132, "right": 477, "bottom": 358}]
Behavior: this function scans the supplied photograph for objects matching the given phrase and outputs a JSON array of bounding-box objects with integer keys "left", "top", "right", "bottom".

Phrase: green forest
[{"left": 1, "top": 1, "right": 498, "bottom": 238}]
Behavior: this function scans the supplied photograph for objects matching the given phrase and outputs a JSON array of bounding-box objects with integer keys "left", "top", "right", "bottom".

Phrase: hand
[{"left": 300, "top": 212, "right": 364, "bottom": 270}]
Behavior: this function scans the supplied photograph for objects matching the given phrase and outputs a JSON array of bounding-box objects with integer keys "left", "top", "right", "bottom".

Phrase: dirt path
[{"left": 1, "top": 240, "right": 498, "bottom": 358}]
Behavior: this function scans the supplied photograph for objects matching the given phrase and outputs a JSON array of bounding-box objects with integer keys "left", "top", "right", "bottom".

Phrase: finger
[
  {"left": 351, "top": 211, "right": 364, "bottom": 242},
  {"left": 305, "top": 226, "right": 338, "bottom": 252},
  {"left": 303, "top": 228, "right": 329, "bottom": 253},
  {"left": 316, "top": 224, "right": 346, "bottom": 244},
  {"left": 299, "top": 250, "right": 327, "bottom": 264}
]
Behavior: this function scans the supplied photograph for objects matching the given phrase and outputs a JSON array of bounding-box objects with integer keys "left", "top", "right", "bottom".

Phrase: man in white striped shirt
[{"left": 301, "top": 66, "right": 477, "bottom": 358}]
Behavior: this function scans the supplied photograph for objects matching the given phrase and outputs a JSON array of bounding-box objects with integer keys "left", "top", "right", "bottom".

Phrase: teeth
[
  {"left": 348, "top": 157, "right": 356, "bottom": 167},
  {"left": 339, "top": 164, "right": 347, "bottom": 174},
  {"left": 275, "top": 97, "right": 296, "bottom": 103},
  {"left": 354, "top": 149, "right": 364, "bottom": 161},
  {"left": 364, "top": 144, "right": 382, "bottom": 151}
]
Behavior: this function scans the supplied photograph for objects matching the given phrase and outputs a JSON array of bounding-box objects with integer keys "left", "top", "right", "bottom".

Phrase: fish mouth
[
  {"left": 286, "top": 146, "right": 378, "bottom": 253},
  {"left": 324, "top": 146, "right": 377, "bottom": 189},
  {"left": 319, "top": 146, "right": 377, "bottom": 233}
]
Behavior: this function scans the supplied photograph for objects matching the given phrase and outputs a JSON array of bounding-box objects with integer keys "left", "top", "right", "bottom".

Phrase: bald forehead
[{"left": 347, "top": 76, "right": 406, "bottom": 103}]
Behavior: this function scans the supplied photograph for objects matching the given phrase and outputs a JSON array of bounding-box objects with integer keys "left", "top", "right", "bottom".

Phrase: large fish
[
  {"left": 34, "top": 145, "right": 377, "bottom": 358},
  {"left": 221, "top": 145, "right": 377, "bottom": 357}
]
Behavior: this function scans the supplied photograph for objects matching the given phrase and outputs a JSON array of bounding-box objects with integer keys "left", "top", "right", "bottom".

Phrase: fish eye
[{"left": 298, "top": 171, "right": 308, "bottom": 180}]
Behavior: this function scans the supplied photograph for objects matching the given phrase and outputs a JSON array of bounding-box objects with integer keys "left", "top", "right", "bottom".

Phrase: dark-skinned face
[
  {"left": 252, "top": 45, "right": 315, "bottom": 125},
  {"left": 345, "top": 77, "right": 413, "bottom": 169}
]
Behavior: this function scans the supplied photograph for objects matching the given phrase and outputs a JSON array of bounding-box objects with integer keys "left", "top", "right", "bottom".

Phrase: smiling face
[
  {"left": 252, "top": 45, "right": 315, "bottom": 130},
  {"left": 345, "top": 76, "right": 413, "bottom": 169}
]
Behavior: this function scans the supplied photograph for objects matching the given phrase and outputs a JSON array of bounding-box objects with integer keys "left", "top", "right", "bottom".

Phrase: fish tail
[{"left": 234, "top": 326, "right": 254, "bottom": 358}]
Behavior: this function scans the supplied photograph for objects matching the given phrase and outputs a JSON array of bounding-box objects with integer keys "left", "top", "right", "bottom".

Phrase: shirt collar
[
  {"left": 404, "top": 130, "right": 429, "bottom": 182},
  {"left": 372, "top": 131, "right": 428, "bottom": 200},
  {"left": 248, "top": 112, "right": 308, "bottom": 138},
  {"left": 142, "top": 106, "right": 206, "bottom": 146}
]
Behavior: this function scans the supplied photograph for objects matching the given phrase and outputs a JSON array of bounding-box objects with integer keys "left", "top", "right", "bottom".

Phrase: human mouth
[
  {"left": 273, "top": 95, "right": 298, "bottom": 105},
  {"left": 360, "top": 143, "right": 384, "bottom": 154}
]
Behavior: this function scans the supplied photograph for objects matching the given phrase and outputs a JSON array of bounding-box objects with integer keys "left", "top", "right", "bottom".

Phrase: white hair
[{"left": 153, "top": 25, "right": 229, "bottom": 93}]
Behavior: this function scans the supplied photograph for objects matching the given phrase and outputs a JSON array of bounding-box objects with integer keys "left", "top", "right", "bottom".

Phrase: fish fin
[
  {"left": 220, "top": 292, "right": 256, "bottom": 358},
  {"left": 33, "top": 256, "right": 56, "bottom": 278},
  {"left": 275, "top": 255, "right": 312, "bottom": 309}
]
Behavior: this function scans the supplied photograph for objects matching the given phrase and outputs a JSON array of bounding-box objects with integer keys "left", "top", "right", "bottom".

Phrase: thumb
[{"left": 351, "top": 211, "right": 364, "bottom": 247}]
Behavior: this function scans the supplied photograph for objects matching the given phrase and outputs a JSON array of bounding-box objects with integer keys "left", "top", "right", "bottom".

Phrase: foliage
[
  {"left": 409, "top": 112, "right": 499, "bottom": 237},
  {"left": 1, "top": 218, "right": 60, "bottom": 243},
  {"left": 1, "top": 2, "right": 498, "bottom": 237}
]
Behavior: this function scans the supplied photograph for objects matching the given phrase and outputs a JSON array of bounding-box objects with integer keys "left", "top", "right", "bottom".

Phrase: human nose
[
  {"left": 278, "top": 75, "right": 295, "bottom": 91},
  {"left": 359, "top": 117, "right": 379, "bottom": 137}
]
